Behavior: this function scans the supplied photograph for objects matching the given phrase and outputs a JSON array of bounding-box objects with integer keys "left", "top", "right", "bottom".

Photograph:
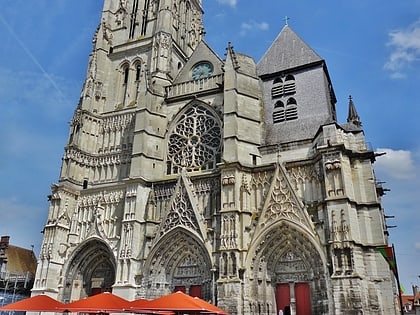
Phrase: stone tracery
[{"left": 167, "top": 105, "right": 222, "bottom": 173}]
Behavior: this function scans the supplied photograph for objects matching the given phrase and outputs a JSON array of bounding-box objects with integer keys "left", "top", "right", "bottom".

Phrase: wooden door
[
  {"left": 276, "top": 283, "right": 290, "bottom": 314},
  {"left": 189, "top": 285, "right": 202, "bottom": 298},
  {"left": 295, "top": 282, "right": 311, "bottom": 315}
]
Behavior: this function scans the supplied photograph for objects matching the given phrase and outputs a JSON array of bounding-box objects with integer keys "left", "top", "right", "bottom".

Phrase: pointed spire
[
  {"left": 347, "top": 95, "right": 362, "bottom": 127},
  {"left": 257, "top": 25, "right": 322, "bottom": 75}
]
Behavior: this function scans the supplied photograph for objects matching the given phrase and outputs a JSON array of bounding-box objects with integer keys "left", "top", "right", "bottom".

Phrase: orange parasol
[
  {"left": 0, "top": 294, "right": 65, "bottom": 312},
  {"left": 138, "top": 291, "right": 228, "bottom": 314},
  {"left": 129, "top": 298, "right": 174, "bottom": 314},
  {"left": 60, "top": 292, "right": 130, "bottom": 313},
  {"left": 192, "top": 297, "right": 228, "bottom": 315}
]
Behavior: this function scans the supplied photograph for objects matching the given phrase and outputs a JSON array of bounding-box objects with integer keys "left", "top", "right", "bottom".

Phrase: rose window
[{"left": 167, "top": 105, "right": 222, "bottom": 174}]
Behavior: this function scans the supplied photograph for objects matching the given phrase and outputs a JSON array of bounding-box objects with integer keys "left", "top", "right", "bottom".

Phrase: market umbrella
[
  {"left": 192, "top": 297, "right": 228, "bottom": 315},
  {"left": 60, "top": 292, "right": 130, "bottom": 313},
  {"left": 129, "top": 298, "right": 174, "bottom": 314},
  {"left": 0, "top": 294, "right": 65, "bottom": 312},
  {"left": 139, "top": 291, "right": 228, "bottom": 314}
]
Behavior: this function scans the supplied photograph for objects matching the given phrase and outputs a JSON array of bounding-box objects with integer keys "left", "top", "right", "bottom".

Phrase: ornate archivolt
[
  {"left": 246, "top": 222, "right": 329, "bottom": 314},
  {"left": 141, "top": 229, "right": 212, "bottom": 300},
  {"left": 61, "top": 239, "right": 116, "bottom": 302}
]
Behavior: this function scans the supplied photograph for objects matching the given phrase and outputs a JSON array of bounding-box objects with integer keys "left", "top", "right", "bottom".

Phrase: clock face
[{"left": 191, "top": 62, "right": 213, "bottom": 80}]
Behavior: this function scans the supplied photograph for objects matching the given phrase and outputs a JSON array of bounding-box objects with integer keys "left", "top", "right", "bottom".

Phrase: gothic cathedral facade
[{"left": 33, "top": 0, "right": 398, "bottom": 314}]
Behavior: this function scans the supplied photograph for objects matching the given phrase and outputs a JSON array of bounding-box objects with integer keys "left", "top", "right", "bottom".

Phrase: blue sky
[{"left": 0, "top": 0, "right": 419, "bottom": 292}]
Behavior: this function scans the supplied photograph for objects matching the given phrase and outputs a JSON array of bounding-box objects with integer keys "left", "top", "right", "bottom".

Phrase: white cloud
[
  {"left": 240, "top": 20, "right": 269, "bottom": 37},
  {"left": 375, "top": 148, "right": 416, "bottom": 180},
  {"left": 216, "top": 0, "right": 237, "bottom": 8},
  {"left": 384, "top": 20, "right": 420, "bottom": 78}
]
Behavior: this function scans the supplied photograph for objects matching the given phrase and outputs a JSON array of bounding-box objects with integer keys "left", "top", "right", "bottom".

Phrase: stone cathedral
[{"left": 33, "top": 0, "right": 398, "bottom": 314}]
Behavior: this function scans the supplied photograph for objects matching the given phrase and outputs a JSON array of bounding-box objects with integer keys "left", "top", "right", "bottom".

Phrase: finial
[
  {"left": 284, "top": 16, "right": 290, "bottom": 26},
  {"left": 347, "top": 95, "right": 362, "bottom": 127}
]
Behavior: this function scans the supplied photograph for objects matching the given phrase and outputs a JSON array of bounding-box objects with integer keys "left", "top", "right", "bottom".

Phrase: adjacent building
[
  {"left": 33, "top": 1, "right": 398, "bottom": 314},
  {"left": 0, "top": 236, "right": 37, "bottom": 306}
]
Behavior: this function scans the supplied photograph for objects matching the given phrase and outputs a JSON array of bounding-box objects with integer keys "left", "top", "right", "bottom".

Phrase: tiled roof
[
  {"left": 4, "top": 245, "right": 37, "bottom": 277},
  {"left": 402, "top": 295, "right": 414, "bottom": 305}
]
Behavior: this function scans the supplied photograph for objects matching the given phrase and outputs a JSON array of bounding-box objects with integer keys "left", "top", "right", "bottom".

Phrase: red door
[
  {"left": 295, "top": 283, "right": 311, "bottom": 315},
  {"left": 276, "top": 283, "right": 290, "bottom": 314},
  {"left": 174, "top": 285, "right": 186, "bottom": 293},
  {"left": 189, "top": 285, "right": 202, "bottom": 298}
]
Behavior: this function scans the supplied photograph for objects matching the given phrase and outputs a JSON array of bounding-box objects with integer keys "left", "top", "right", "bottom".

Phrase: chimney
[{"left": 0, "top": 236, "right": 10, "bottom": 249}]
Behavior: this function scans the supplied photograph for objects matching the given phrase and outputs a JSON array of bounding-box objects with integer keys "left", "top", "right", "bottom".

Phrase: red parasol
[
  {"left": 0, "top": 294, "right": 65, "bottom": 312},
  {"left": 138, "top": 291, "right": 228, "bottom": 314},
  {"left": 129, "top": 298, "right": 174, "bottom": 314},
  {"left": 192, "top": 297, "right": 228, "bottom": 315},
  {"left": 60, "top": 292, "right": 130, "bottom": 313}
]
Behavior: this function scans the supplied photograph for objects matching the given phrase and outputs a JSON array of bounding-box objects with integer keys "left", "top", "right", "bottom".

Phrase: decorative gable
[
  {"left": 156, "top": 170, "right": 207, "bottom": 243},
  {"left": 172, "top": 40, "right": 224, "bottom": 84},
  {"left": 257, "top": 163, "right": 314, "bottom": 234}
]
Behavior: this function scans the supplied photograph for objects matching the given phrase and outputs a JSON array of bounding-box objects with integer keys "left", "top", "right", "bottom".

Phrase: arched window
[
  {"left": 271, "top": 74, "right": 296, "bottom": 98},
  {"left": 273, "top": 101, "right": 285, "bottom": 123},
  {"left": 273, "top": 98, "right": 298, "bottom": 123},
  {"left": 119, "top": 63, "right": 130, "bottom": 107},
  {"left": 285, "top": 97, "right": 298, "bottom": 121},
  {"left": 271, "top": 78, "right": 283, "bottom": 98},
  {"left": 135, "top": 63, "right": 141, "bottom": 81},
  {"left": 123, "top": 66, "right": 129, "bottom": 84},
  {"left": 284, "top": 74, "right": 296, "bottom": 95}
]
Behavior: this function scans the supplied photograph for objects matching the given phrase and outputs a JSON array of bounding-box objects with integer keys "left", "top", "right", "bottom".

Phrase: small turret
[{"left": 346, "top": 95, "right": 362, "bottom": 127}]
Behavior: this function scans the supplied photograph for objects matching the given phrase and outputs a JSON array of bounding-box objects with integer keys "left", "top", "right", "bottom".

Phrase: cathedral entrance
[
  {"left": 143, "top": 229, "right": 212, "bottom": 301},
  {"left": 61, "top": 239, "right": 116, "bottom": 302},
  {"left": 247, "top": 223, "right": 329, "bottom": 314}
]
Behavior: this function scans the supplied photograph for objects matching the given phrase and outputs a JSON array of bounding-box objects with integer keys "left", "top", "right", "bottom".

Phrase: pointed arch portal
[
  {"left": 143, "top": 228, "right": 213, "bottom": 301},
  {"left": 62, "top": 239, "right": 116, "bottom": 302},
  {"left": 248, "top": 222, "right": 329, "bottom": 315}
]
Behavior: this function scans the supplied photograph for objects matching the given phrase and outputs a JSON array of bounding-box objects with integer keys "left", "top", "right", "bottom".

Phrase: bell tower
[
  {"left": 99, "top": 0, "right": 204, "bottom": 79},
  {"left": 101, "top": 0, "right": 203, "bottom": 49}
]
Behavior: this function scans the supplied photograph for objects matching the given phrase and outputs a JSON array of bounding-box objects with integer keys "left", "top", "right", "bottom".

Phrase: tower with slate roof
[{"left": 33, "top": 2, "right": 398, "bottom": 314}]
